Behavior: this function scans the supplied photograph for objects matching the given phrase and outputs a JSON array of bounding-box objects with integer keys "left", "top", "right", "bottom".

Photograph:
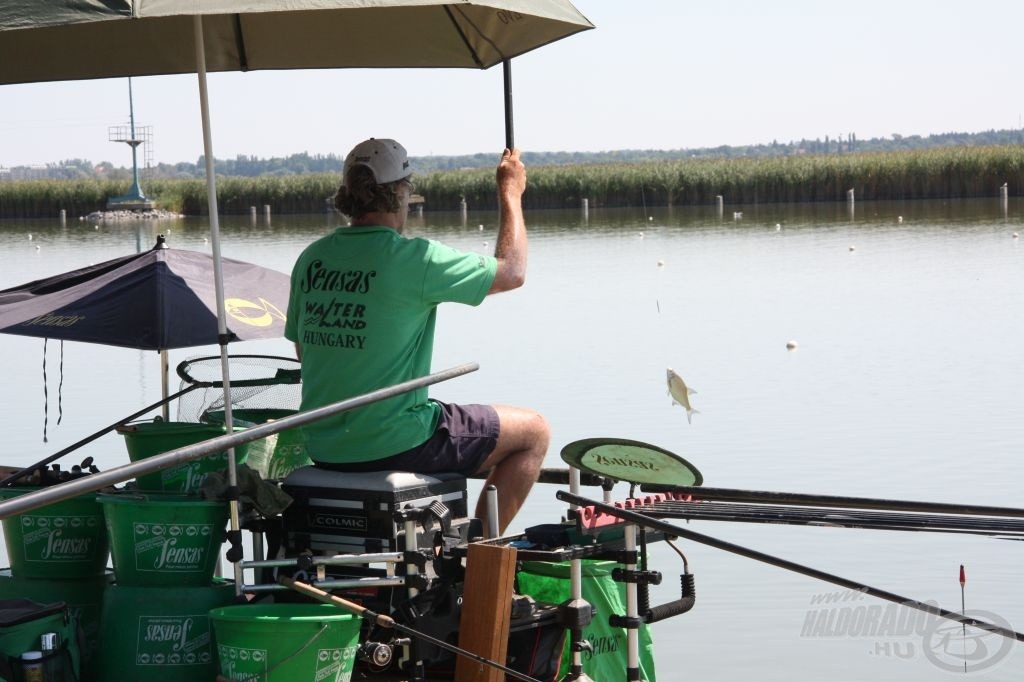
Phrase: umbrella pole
[
  {"left": 503, "top": 59, "right": 514, "bottom": 149},
  {"left": 159, "top": 349, "right": 170, "bottom": 421},
  {"left": 194, "top": 15, "right": 244, "bottom": 594}
]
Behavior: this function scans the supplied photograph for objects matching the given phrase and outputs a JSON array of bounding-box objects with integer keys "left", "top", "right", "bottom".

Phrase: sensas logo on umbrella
[{"left": 225, "top": 297, "right": 286, "bottom": 328}]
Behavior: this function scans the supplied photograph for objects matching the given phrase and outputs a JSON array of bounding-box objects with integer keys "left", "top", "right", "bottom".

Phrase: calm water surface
[{"left": 0, "top": 199, "right": 1022, "bottom": 680}]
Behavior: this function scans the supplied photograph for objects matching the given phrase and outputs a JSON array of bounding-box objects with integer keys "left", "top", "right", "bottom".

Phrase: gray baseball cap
[{"left": 343, "top": 138, "right": 410, "bottom": 185}]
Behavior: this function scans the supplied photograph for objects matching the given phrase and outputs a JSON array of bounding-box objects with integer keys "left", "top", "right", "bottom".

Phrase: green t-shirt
[{"left": 284, "top": 224, "right": 497, "bottom": 463}]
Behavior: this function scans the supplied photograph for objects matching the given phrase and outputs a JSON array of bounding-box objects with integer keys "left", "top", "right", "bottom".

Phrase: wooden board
[{"left": 454, "top": 542, "right": 517, "bottom": 682}]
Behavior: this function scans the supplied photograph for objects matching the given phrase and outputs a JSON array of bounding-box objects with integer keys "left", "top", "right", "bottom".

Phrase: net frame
[{"left": 175, "top": 354, "right": 301, "bottom": 423}]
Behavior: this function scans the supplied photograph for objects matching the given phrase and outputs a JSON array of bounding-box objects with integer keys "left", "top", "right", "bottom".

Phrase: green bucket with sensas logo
[
  {"left": 202, "top": 409, "right": 311, "bottom": 480},
  {"left": 116, "top": 420, "right": 249, "bottom": 493},
  {"left": 210, "top": 603, "right": 361, "bottom": 682},
  {"left": 98, "top": 492, "right": 228, "bottom": 587},
  {"left": 96, "top": 580, "right": 237, "bottom": 682},
  {"left": 0, "top": 488, "right": 109, "bottom": 580}
]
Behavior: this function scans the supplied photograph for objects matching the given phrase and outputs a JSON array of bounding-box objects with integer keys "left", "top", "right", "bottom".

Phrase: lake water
[{"left": 1, "top": 198, "right": 1022, "bottom": 680}]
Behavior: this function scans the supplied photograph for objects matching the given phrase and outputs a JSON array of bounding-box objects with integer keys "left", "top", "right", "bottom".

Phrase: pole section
[
  {"left": 503, "top": 59, "right": 514, "bottom": 150},
  {"left": 557, "top": 491, "right": 1024, "bottom": 643},
  {"left": 193, "top": 15, "right": 243, "bottom": 592}
]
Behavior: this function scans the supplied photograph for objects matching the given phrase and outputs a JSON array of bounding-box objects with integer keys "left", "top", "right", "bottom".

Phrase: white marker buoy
[
  {"left": 849, "top": 245, "right": 856, "bottom": 252},
  {"left": 786, "top": 340, "right": 798, "bottom": 350}
]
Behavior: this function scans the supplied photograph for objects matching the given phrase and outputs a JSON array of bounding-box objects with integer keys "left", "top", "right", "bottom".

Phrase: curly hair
[{"left": 334, "top": 164, "right": 405, "bottom": 218}]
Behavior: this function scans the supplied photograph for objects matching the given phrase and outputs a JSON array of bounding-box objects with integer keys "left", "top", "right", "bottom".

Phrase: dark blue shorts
[{"left": 314, "top": 401, "right": 499, "bottom": 476}]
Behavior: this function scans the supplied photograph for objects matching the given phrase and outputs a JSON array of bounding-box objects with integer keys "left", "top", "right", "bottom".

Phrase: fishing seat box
[{"left": 280, "top": 467, "right": 470, "bottom": 554}]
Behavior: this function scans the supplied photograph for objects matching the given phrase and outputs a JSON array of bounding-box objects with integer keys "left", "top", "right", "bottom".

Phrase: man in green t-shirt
[{"left": 285, "top": 138, "right": 548, "bottom": 534}]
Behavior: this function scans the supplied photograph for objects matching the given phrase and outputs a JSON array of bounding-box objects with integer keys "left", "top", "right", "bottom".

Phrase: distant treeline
[
  {"left": 5, "top": 128, "right": 1024, "bottom": 182},
  {"left": 2, "top": 145, "right": 1023, "bottom": 218}
]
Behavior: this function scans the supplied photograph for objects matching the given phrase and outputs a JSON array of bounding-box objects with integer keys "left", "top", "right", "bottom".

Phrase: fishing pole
[
  {"left": 0, "top": 383, "right": 200, "bottom": 488},
  {"left": 642, "top": 485, "right": 1024, "bottom": 519},
  {"left": 278, "top": 577, "right": 543, "bottom": 682},
  {"left": 2, "top": 353, "right": 303, "bottom": 489},
  {"left": 557, "top": 491, "right": 1024, "bottom": 643},
  {"left": 628, "top": 499, "right": 1024, "bottom": 537}
]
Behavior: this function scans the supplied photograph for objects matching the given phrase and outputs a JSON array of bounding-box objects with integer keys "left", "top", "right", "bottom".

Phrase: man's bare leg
[{"left": 473, "top": 405, "right": 549, "bottom": 535}]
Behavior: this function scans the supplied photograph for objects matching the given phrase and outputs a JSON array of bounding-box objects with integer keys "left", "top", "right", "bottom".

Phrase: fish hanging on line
[{"left": 666, "top": 368, "right": 699, "bottom": 424}]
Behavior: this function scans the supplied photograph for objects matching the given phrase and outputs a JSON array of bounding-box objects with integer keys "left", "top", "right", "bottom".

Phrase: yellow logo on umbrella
[{"left": 225, "top": 298, "right": 286, "bottom": 328}]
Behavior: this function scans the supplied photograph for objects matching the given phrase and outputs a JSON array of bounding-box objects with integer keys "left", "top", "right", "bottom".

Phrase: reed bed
[{"left": 2, "top": 146, "right": 1022, "bottom": 218}]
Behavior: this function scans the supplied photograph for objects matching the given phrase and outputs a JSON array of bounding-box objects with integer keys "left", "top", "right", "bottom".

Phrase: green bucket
[
  {"left": 0, "top": 568, "right": 113, "bottom": 682},
  {"left": 203, "top": 409, "right": 306, "bottom": 479},
  {"left": 210, "top": 603, "right": 361, "bottom": 682},
  {"left": 97, "top": 581, "right": 237, "bottom": 682},
  {"left": 98, "top": 492, "right": 228, "bottom": 587},
  {"left": 116, "top": 420, "right": 250, "bottom": 493},
  {"left": 0, "top": 488, "right": 109, "bottom": 579}
]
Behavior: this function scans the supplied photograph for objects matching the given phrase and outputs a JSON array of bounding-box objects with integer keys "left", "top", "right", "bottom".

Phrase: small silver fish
[{"left": 666, "top": 368, "right": 699, "bottom": 424}]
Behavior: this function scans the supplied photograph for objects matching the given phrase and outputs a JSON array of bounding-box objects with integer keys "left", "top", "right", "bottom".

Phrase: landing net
[{"left": 175, "top": 354, "right": 301, "bottom": 422}]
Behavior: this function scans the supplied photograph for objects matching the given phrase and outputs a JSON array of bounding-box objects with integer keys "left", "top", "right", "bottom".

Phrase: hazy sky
[{"left": 2, "top": 0, "right": 1022, "bottom": 167}]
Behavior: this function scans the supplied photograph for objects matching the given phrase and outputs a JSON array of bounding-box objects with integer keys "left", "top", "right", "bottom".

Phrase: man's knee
[
  {"left": 515, "top": 410, "right": 550, "bottom": 461},
  {"left": 524, "top": 409, "right": 550, "bottom": 439},
  {"left": 496, "top": 405, "right": 547, "bottom": 437}
]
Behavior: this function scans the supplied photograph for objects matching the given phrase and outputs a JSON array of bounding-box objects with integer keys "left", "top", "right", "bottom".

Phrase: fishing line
[
  {"left": 57, "top": 340, "right": 64, "bottom": 426},
  {"left": 645, "top": 204, "right": 695, "bottom": 422},
  {"left": 42, "top": 338, "right": 49, "bottom": 443},
  {"left": 643, "top": 208, "right": 677, "bottom": 413},
  {"left": 960, "top": 564, "right": 967, "bottom": 673}
]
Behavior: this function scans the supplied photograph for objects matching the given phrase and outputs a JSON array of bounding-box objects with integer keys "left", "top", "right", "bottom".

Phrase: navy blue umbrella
[{"left": 0, "top": 237, "right": 288, "bottom": 350}]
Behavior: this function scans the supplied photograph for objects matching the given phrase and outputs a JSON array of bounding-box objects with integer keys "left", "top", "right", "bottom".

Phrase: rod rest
[{"left": 644, "top": 573, "right": 696, "bottom": 624}]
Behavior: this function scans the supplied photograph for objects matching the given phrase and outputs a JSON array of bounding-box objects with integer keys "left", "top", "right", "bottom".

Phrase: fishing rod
[
  {"left": 1, "top": 353, "right": 302, "bottom": 489},
  {"left": 557, "top": 491, "right": 1024, "bottom": 644},
  {"left": 278, "top": 577, "right": 542, "bottom": 682},
  {"left": 0, "top": 383, "right": 199, "bottom": 488},
  {"left": 644, "top": 485, "right": 1024, "bottom": 519},
  {"left": 631, "top": 499, "right": 1024, "bottom": 538},
  {"left": 0, "top": 363, "right": 479, "bottom": 520}
]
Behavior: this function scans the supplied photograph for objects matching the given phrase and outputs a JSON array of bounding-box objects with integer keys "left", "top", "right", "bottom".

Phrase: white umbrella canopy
[
  {"left": 0, "top": 0, "right": 593, "bottom": 83},
  {"left": 0, "top": 0, "right": 593, "bottom": 587}
]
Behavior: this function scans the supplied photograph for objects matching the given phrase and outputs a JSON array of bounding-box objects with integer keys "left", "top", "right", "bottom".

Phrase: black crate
[{"left": 281, "top": 467, "right": 469, "bottom": 554}]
